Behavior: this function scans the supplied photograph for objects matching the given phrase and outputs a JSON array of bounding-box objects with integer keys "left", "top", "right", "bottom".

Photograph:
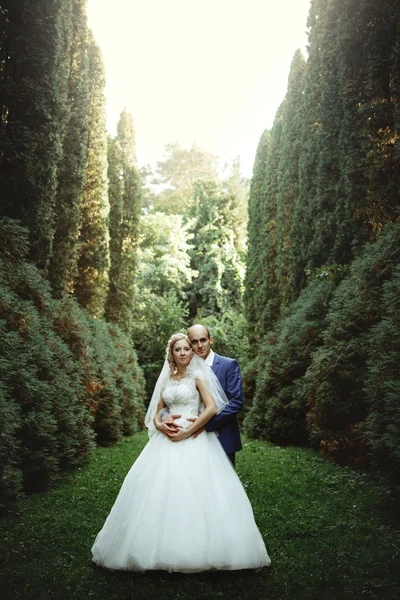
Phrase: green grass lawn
[{"left": 0, "top": 432, "right": 399, "bottom": 600}]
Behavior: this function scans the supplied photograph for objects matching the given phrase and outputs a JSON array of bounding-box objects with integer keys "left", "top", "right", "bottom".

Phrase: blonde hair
[{"left": 166, "top": 333, "right": 192, "bottom": 374}]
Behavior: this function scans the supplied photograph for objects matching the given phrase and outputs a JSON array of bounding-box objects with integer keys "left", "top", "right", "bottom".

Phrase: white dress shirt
[{"left": 204, "top": 349, "right": 215, "bottom": 367}]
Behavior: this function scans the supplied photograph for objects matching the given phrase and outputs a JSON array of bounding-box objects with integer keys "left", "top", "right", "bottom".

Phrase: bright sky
[{"left": 86, "top": 0, "right": 311, "bottom": 178}]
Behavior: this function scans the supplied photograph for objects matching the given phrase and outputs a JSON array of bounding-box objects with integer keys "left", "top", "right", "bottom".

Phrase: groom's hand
[
  {"left": 186, "top": 418, "right": 205, "bottom": 438},
  {"left": 157, "top": 415, "right": 182, "bottom": 436},
  {"left": 161, "top": 413, "right": 182, "bottom": 424}
]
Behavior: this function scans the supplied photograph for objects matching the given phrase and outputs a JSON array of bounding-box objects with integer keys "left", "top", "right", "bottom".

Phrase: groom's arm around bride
[{"left": 187, "top": 324, "right": 244, "bottom": 467}]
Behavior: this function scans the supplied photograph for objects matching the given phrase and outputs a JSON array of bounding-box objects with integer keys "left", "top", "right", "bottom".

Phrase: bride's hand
[
  {"left": 161, "top": 413, "right": 182, "bottom": 424},
  {"left": 167, "top": 428, "right": 189, "bottom": 442},
  {"left": 157, "top": 418, "right": 182, "bottom": 435}
]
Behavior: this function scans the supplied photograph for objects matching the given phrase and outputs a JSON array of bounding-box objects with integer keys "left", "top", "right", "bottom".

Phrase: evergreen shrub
[
  {"left": 53, "top": 299, "right": 146, "bottom": 445},
  {"left": 305, "top": 220, "right": 400, "bottom": 471},
  {"left": 244, "top": 279, "right": 336, "bottom": 444},
  {"left": 364, "top": 265, "right": 400, "bottom": 479},
  {"left": 0, "top": 218, "right": 145, "bottom": 508}
]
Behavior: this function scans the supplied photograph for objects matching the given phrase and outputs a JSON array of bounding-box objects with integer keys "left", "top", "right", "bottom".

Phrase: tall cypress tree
[
  {"left": 335, "top": 0, "right": 400, "bottom": 261},
  {"left": 222, "top": 157, "right": 249, "bottom": 254},
  {"left": 49, "top": 0, "right": 90, "bottom": 298},
  {"left": 289, "top": 0, "right": 342, "bottom": 293},
  {"left": 244, "top": 129, "right": 270, "bottom": 345},
  {"left": 105, "top": 109, "right": 141, "bottom": 334},
  {"left": 104, "top": 135, "right": 123, "bottom": 321},
  {"left": 0, "top": 0, "right": 73, "bottom": 269},
  {"left": 187, "top": 179, "right": 244, "bottom": 320},
  {"left": 308, "top": 1, "right": 342, "bottom": 269},
  {"left": 244, "top": 106, "right": 289, "bottom": 408},
  {"left": 276, "top": 50, "right": 306, "bottom": 308},
  {"left": 74, "top": 32, "right": 109, "bottom": 319},
  {"left": 258, "top": 104, "right": 284, "bottom": 335}
]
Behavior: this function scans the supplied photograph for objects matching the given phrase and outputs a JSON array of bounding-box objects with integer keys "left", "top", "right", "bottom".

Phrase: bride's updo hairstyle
[{"left": 166, "top": 333, "right": 192, "bottom": 374}]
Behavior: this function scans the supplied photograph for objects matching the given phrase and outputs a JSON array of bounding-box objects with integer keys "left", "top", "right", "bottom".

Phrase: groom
[{"left": 186, "top": 324, "right": 243, "bottom": 467}]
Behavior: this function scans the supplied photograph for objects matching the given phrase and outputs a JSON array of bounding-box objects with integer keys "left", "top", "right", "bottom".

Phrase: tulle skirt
[{"left": 91, "top": 422, "right": 271, "bottom": 573}]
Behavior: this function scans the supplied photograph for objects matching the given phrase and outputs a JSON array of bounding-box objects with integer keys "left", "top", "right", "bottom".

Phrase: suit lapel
[
  {"left": 211, "top": 353, "right": 220, "bottom": 376},
  {"left": 211, "top": 353, "right": 227, "bottom": 395}
]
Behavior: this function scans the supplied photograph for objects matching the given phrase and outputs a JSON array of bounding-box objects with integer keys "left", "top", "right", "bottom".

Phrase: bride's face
[{"left": 172, "top": 339, "right": 193, "bottom": 368}]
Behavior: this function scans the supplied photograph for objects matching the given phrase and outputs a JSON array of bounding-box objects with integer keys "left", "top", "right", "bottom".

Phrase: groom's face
[{"left": 188, "top": 325, "right": 213, "bottom": 360}]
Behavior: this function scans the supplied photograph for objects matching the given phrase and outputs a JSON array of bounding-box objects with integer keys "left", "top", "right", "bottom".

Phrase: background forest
[{"left": 0, "top": 0, "right": 399, "bottom": 512}]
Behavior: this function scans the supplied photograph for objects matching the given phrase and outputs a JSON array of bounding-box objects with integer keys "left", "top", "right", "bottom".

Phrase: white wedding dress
[{"left": 91, "top": 372, "right": 271, "bottom": 572}]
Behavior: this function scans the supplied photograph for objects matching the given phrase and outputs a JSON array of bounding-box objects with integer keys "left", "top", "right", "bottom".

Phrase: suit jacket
[{"left": 205, "top": 352, "right": 243, "bottom": 454}]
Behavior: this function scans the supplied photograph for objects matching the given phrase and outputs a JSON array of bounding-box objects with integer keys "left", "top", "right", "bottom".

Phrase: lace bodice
[{"left": 162, "top": 374, "right": 200, "bottom": 418}]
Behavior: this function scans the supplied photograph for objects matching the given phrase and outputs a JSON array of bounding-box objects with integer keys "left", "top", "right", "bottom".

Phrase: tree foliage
[
  {"left": 0, "top": 7, "right": 147, "bottom": 509},
  {"left": 221, "top": 157, "right": 249, "bottom": 254},
  {"left": 131, "top": 211, "right": 195, "bottom": 396},
  {"left": 0, "top": 0, "right": 73, "bottom": 268},
  {"left": 364, "top": 265, "right": 400, "bottom": 479},
  {"left": 105, "top": 109, "right": 141, "bottom": 334},
  {"left": 0, "top": 217, "right": 145, "bottom": 508},
  {"left": 134, "top": 145, "right": 248, "bottom": 398},
  {"left": 246, "top": 106, "right": 284, "bottom": 337},
  {"left": 137, "top": 212, "right": 195, "bottom": 299},
  {"left": 244, "top": 129, "right": 270, "bottom": 346},
  {"left": 245, "top": 277, "right": 339, "bottom": 444},
  {"left": 188, "top": 180, "right": 245, "bottom": 319},
  {"left": 74, "top": 32, "right": 110, "bottom": 319},
  {"left": 305, "top": 221, "right": 400, "bottom": 469},
  {"left": 49, "top": 1, "right": 90, "bottom": 298},
  {"left": 153, "top": 142, "right": 218, "bottom": 216},
  {"left": 276, "top": 50, "right": 306, "bottom": 307},
  {"left": 245, "top": 0, "right": 400, "bottom": 477}
]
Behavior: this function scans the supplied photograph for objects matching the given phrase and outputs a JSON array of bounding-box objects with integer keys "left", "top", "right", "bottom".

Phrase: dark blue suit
[{"left": 205, "top": 353, "right": 243, "bottom": 455}]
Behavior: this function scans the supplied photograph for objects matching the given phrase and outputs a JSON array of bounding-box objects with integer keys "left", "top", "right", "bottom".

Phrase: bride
[{"left": 91, "top": 333, "right": 271, "bottom": 572}]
